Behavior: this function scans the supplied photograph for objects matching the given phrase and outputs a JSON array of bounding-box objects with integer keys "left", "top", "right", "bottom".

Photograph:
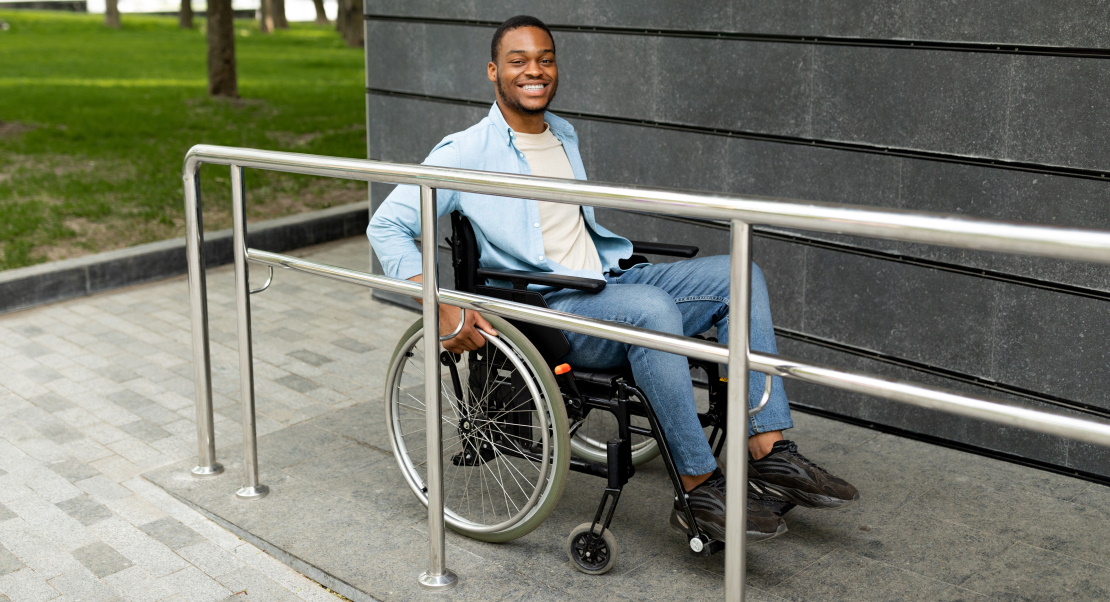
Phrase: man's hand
[
  {"left": 438, "top": 305, "right": 497, "bottom": 354},
  {"left": 408, "top": 275, "right": 498, "bottom": 354}
]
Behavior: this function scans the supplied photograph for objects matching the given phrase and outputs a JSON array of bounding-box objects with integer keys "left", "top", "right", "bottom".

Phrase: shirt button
[
  {"left": 518, "top": 152, "right": 524, "bottom": 158},
  {"left": 538, "top": 255, "right": 544, "bottom": 261},
  {"left": 533, "top": 222, "right": 539, "bottom": 228}
]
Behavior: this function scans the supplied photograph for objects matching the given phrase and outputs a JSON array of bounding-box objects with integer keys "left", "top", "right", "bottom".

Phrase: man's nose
[{"left": 524, "top": 61, "right": 543, "bottom": 76}]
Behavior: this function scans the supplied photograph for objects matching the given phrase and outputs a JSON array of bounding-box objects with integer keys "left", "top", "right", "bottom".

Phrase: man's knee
[{"left": 615, "top": 286, "right": 683, "bottom": 332}]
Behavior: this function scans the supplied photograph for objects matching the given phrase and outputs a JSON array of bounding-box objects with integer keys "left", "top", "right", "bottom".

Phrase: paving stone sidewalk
[
  {"left": 0, "top": 238, "right": 403, "bottom": 602},
  {"left": 4, "top": 235, "right": 1110, "bottom": 601}
]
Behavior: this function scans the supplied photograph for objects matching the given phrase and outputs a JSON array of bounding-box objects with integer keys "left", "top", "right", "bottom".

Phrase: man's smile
[{"left": 518, "top": 82, "right": 549, "bottom": 95}]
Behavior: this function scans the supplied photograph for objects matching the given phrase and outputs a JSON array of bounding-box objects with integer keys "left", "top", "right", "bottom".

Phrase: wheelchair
[{"left": 383, "top": 212, "right": 786, "bottom": 574}]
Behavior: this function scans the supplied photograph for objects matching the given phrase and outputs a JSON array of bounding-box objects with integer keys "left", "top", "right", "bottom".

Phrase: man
[{"left": 369, "top": 15, "right": 858, "bottom": 543}]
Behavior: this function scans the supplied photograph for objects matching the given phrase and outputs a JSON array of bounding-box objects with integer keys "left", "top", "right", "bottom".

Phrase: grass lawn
[{"left": 0, "top": 10, "right": 367, "bottom": 270}]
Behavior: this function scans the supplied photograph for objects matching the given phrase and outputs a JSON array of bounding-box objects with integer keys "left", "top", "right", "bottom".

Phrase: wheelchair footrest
[
  {"left": 697, "top": 538, "right": 725, "bottom": 556},
  {"left": 683, "top": 500, "right": 793, "bottom": 556},
  {"left": 683, "top": 534, "right": 725, "bottom": 556}
]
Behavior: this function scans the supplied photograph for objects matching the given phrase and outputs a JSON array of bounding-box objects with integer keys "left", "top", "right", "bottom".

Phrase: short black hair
[{"left": 490, "top": 15, "right": 555, "bottom": 62}]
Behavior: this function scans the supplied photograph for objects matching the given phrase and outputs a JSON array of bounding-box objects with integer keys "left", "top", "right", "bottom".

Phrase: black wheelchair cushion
[{"left": 475, "top": 285, "right": 571, "bottom": 365}]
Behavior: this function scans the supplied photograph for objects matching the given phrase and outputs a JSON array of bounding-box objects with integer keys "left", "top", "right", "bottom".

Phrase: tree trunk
[
  {"left": 105, "top": 0, "right": 120, "bottom": 28},
  {"left": 207, "top": 0, "right": 238, "bottom": 98},
  {"left": 273, "top": 0, "right": 288, "bottom": 29},
  {"left": 259, "top": 0, "right": 274, "bottom": 33},
  {"left": 335, "top": 0, "right": 345, "bottom": 33},
  {"left": 339, "top": 0, "right": 363, "bottom": 47},
  {"left": 312, "top": 0, "right": 327, "bottom": 24},
  {"left": 179, "top": 0, "right": 193, "bottom": 29}
]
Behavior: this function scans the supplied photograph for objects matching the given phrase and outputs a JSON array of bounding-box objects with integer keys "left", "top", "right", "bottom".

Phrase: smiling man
[
  {"left": 488, "top": 24, "right": 559, "bottom": 131},
  {"left": 369, "top": 15, "right": 858, "bottom": 545}
]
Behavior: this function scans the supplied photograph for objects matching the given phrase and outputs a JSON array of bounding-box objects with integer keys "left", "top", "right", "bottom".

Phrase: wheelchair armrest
[
  {"left": 476, "top": 267, "right": 607, "bottom": 293},
  {"left": 629, "top": 240, "right": 699, "bottom": 258}
]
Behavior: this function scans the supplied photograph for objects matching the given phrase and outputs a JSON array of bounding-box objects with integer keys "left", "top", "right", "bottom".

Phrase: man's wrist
[{"left": 439, "top": 307, "right": 466, "bottom": 341}]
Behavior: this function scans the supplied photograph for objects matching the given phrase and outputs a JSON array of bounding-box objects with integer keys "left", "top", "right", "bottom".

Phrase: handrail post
[
  {"left": 724, "top": 220, "right": 753, "bottom": 601},
  {"left": 417, "top": 185, "right": 458, "bottom": 590},
  {"left": 231, "top": 165, "right": 268, "bottom": 501},
  {"left": 184, "top": 164, "right": 223, "bottom": 478}
]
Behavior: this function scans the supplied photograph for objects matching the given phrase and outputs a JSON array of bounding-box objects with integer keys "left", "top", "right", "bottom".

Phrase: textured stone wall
[{"left": 364, "top": 2, "right": 1110, "bottom": 480}]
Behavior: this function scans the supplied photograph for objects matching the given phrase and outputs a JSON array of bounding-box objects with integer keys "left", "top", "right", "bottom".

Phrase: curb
[{"left": 0, "top": 201, "right": 370, "bottom": 315}]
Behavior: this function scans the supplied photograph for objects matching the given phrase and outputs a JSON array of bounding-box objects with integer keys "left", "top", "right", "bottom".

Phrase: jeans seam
[{"left": 674, "top": 295, "right": 728, "bottom": 305}]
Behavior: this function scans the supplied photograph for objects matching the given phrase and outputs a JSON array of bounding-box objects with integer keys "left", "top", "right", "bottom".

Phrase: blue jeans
[{"left": 544, "top": 255, "right": 793, "bottom": 476}]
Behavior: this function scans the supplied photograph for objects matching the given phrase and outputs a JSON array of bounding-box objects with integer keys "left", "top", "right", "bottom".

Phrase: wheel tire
[
  {"left": 566, "top": 522, "right": 618, "bottom": 575},
  {"left": 385, "top": 315, "right": 569, "bottom": 543}
]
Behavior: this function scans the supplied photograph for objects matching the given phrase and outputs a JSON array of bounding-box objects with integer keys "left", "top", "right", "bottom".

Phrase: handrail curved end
[{"left": 183, "top": 144, "right": 227, "bottom": 178}]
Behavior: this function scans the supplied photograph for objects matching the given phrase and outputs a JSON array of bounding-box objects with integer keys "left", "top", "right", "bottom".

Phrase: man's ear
[{"left": 487, "top": 61, "right": 497, "bottom": 83}]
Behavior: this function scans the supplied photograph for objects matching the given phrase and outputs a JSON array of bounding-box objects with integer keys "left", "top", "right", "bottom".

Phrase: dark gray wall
[{"left": 364, "top": 2, "right": 1110, "bottom": 480}]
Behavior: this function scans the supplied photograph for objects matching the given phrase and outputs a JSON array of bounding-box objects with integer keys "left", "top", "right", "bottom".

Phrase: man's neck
[{"left": 496, "top": 101, "right": 546, "bottom": 134}]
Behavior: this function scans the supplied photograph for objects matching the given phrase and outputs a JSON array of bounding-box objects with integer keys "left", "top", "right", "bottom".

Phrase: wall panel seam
[
  {"left": 364, "top": 14, "right": 1110, "bottom": 58},
  {"left": 365, "top": 88, "right": 1110, "bottom": 182},
  {"left": 779, "top": 329, "right": 1110, "bottom": 421},
  {"left": 597, "top": 210, "right": 1110, "bottom": 302},
  {"left": 790, "top": 404, "right": 1110, "bottom": 488},
  {"left": 754, "top": 229, "right": 1110, "bottom": 303},
  {"left": 365, "top": 89, "right": 1110, "bottom": 300}
]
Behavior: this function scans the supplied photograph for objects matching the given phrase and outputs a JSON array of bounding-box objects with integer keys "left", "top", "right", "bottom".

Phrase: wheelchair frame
[{"left": 385, "top": 211, "right": 764, "bottom": 574}]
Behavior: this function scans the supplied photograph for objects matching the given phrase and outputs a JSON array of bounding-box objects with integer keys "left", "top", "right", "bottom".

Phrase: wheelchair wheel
[
  {"left": 569, "top": 392, "right": 660, "bottom": 466},
  {"left": 385, "top": 315, "right": 569, "bottom": 543}
]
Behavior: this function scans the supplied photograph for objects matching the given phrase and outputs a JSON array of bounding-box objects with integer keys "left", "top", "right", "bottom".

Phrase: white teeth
[{"left": 522, "top": 84, "right": 544, "bottom": 90}]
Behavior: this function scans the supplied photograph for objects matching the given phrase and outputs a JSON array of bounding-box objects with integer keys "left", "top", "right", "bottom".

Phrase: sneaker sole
[
  {"left": 669, "top": 510, "right": 786, "bottom": 543},
  {"left": 749, "top": 480, "right": 860, "bottom": 510}
]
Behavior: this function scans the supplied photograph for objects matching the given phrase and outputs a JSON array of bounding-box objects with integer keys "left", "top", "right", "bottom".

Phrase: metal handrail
[
  {"left": 246, "top": 247, "right": 1110, "bottom": 447},
  {"left": 185, "top": 145, "right": 1110, "bottom": 262},
  {"left": 182, "top": 145, "right": 1110, "bottom": 601}
]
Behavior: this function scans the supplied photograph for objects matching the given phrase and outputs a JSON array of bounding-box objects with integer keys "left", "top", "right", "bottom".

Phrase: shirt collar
[{"left": 488, "top": 102, "right": 574, "bottom": 147}]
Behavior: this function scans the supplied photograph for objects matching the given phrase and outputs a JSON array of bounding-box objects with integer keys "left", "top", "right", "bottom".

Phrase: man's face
[{"left": 488, "top": 26, "right": 558, "bottom": 118}]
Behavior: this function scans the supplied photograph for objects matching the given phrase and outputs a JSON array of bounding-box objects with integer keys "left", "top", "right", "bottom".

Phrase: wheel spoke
[
  {"left": 470, "top": 427, "right": 532, "bottom": 501},
  {"left": 483, "top": 419, "right": 543, "bottom": 476}
]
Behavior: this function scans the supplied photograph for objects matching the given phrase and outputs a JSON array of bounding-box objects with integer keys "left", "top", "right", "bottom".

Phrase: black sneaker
[
  {"left": 748, "top": 440, "right": 859, "bottom": 509},
  {"left": 669, "top": 469, "right": 787, "bottom": 543}
]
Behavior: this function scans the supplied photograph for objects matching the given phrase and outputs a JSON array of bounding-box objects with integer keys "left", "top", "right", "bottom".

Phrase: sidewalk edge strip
[{"left": 0, "top": 201, "right": 370, "bottom": 315}]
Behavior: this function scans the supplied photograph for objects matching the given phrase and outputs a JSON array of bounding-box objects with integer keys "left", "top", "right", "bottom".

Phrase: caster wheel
[{"left": 566, "top": 522, "right": 618, "bottom": 575}]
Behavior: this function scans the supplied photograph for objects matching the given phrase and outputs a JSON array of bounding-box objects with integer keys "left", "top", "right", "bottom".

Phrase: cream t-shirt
[{"left": 513, "top": 126, "right": 604, "bottom": 274}]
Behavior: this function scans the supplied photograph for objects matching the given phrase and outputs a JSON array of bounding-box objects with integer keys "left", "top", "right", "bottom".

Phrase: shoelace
[{"left": 780, "top": 441, "right": 830, "bottom": 476}]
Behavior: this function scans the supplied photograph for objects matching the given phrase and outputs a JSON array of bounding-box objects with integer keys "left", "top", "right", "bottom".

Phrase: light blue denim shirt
[{"left": 367, "top": 103, "right": 634, "bottom": 286}]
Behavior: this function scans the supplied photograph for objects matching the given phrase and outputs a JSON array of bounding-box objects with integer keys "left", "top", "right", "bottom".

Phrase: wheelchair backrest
[
  {"left": 448, "top": 212, "right": 571, "bottom": 365},
  {"left": 449, "top": 211, "right": 482, "bottom": 293}
]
